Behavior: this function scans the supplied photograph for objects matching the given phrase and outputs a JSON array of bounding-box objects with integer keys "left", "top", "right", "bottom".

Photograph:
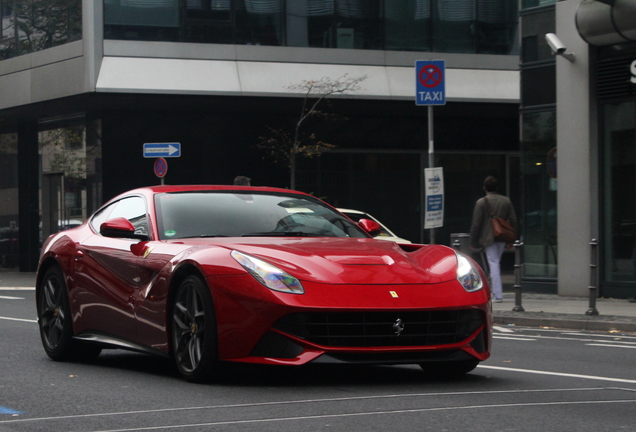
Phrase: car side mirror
[
  {"left": 100, "top": 217, "right": 148, "bottom": 241},
  {"left": 358, "top": 218, "right": 382, "bottom": 236}
]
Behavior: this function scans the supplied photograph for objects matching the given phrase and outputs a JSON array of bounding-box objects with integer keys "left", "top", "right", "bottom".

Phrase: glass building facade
[
  {"left": 0, "top": 0, "right": 82, "bottom": 60},
  {"left": 0, "top": 0, "right": 520, "bottom": 273},
  {"left": 598, "top": 50, "right": 636, "bottom": 298},
  {"left": 518, "top": 0, "right": 557, "bottom": 291},
  {"left": 102, "top": 0, "right": 518, "bottom": 55}
]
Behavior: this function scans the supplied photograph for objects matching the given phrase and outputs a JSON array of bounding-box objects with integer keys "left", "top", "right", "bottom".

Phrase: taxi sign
[{"left": 415, "top": 60, "right": 446, "bottom": 106}]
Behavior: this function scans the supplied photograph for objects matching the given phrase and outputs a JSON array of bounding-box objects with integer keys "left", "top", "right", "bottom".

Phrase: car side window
[{"left": 91, "top": 197, "right": 149, "bottom": 238}]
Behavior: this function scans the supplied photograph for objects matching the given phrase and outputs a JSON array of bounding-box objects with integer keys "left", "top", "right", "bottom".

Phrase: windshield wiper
[{"left": 242, "top": 231, "right": 322, "bottom": 237}]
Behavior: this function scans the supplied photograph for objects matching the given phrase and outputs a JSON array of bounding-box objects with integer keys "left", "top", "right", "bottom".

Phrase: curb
[{"left": 494, "top": 313, "right": 636, "bottom": 333}]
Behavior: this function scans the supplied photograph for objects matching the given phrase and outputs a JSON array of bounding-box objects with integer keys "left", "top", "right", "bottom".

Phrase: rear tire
[
  {"left": 171, "top": 275, "right": 219, "bottom": 382},
  {"left": 38, "top": 265, "right": 101, "bottom": 361}
]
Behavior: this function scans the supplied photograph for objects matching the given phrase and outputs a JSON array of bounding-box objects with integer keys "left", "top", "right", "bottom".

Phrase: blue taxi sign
[{"left": 415, "top": 60, "right": 446, "bottom": 106}]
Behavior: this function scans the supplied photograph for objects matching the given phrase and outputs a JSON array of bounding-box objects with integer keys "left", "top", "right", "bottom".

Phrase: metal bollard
[
  {"left": 586, "top": 239, "right": 599, "bottom": 316},
  {"left": 512, "top": 240, "right": 525, "bottom": 312}
]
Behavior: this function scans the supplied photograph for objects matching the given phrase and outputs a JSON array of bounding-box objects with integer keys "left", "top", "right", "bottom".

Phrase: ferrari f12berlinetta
[{"left": 36, "top": 185, "right": 491, "bottom": 382}]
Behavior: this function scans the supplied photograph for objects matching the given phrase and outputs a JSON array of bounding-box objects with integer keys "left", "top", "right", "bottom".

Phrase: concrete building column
[{"left": 555, "top": 1, "right": 597, "bottom": 296}]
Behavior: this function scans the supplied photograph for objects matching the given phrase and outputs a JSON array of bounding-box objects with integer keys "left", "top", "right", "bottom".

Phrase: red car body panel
[{"left": 37, "top": 185, "right": 492, "bottom": 371}]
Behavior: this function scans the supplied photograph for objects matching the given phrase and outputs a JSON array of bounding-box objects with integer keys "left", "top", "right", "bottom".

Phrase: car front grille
[{"left": 273, "top": 309, "right": 484, "bottom": 348}]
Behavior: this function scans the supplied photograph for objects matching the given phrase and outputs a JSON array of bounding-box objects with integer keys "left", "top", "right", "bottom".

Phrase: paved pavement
[{"left": 2, "top": 271, "right": 636, "bottom": 333}]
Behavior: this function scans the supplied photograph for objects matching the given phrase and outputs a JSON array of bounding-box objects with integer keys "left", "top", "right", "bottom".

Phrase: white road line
[
  {"left": 586, "top": 343, "right": 636, "bottom": 349},
  {"left": 90, "top": 400, "right": 636, "bottom": 432},
  {"left": 493, "top": 326, "right": 516, "bottom": 333},
  {"left": 494, "top": 333, "right": 636, "bottom": 345},
  {"left": 0, "top": 387, "right": 608, "bottom": 425},
  {"left": 493, "top": 336, "right": 536, "bottom": 341},
  {"left": 0, "top": 296, "right": 24, "bottom": 300},
  {"left": 0, "top": 287, "right": 35, "bottom": 290},
  {"left": 0, "top": 316, "right": 37, "bottom": 323},
  {"left": 479, "top": 365, "right": 636, "bottom": 384},
  {"left": 564, "top": 332, "right": 636, "bottom": 340}
]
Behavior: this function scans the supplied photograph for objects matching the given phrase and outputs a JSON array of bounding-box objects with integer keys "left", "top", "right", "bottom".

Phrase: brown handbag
[{"left": 484, "top": 197, "right": 517, "bottom": 243}]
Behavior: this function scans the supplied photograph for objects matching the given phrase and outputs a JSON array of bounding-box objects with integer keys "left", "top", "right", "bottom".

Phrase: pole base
[{"left": 585, "top": 308, "right": 599, "bottom": 316}]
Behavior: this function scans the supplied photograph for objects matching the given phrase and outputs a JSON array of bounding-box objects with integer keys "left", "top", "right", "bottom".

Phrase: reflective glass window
[
  {"left": 521, "top": 110, "right": 557, "bottom": 279},
  {"left": 101, "top": 0, "right": 518, "bottom": 55},
  {"left": 432, "top": 0, "right": 475, "bottom": 53},
  {"left": 39, "top": 121, "right": 103, "bottom": 242},
  {"left": 521, "top": 0, "right": 555, "bottom": 10},
  {"left": 476, "top": 0, "right": 518, "bottom": 54},
  {"left": 104, "top": 0, "right": 180, "bottom": 41},
  {"left": 236, "top": 0, "right": 284, "bottom": 46},
  {"left": 384, "top": 0, "right": 430, "bottom": 51},
  {"left": 602, "top": 101, "right": 636, "bottom": 283},
  {"left": 0, "top": 0, "right": 82, "bottom": 60},
  {"left": 0, "top": 133, "right": 19, "bottom": 269}
]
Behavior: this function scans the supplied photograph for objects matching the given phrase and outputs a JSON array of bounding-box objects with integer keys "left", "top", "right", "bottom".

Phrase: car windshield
[
  {"left": 154, "top": 191, "right": 369, "bottom": 240},
  {"left": 340, "top": 211, "right": 394, "bottom": 238}
]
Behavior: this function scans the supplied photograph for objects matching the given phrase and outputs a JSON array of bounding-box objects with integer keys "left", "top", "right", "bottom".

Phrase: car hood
[{"left": 225, "top": 238, "right": 458, "bottom": 285}]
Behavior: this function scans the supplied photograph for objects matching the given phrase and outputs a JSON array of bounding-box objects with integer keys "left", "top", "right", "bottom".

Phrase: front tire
[
  {"left": 171, "top": 275, "right": 218, "bottom": 382},
  {"left": 38, "top": 265, "right": 101, "bottom": 361}
]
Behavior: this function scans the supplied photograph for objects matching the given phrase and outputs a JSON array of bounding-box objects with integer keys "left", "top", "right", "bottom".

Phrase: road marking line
[
  {"left": 493, "top": 326, "right": 515, "bottom": 333},
  {"left": 493, "top": 336, "right": 536, "bottom": 341},
  {"left": 0, "top": 296, "right": 24, "bottom": 300},
  {"left": 0, "top": 387, "right": 608, "bottom": 425},
  {"left": 479, "top": 365, "right": 636, "bottom": 384},
  {"left": 564, "top": 332, "right": 636, "bottom": 340},
  {"left": 0, "top": 316, "right": 37, "bottom": 323},
  {"left": 89, "top": 400, "right": 636, "bottom": 432},
  {"left": 586, "top": 343, "right": 636, "bottom": 349}
]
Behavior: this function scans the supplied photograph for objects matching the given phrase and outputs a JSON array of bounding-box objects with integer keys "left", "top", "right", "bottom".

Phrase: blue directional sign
[
  {"left": 143, "top": 142, "right": 181, "bottom": 158},
  {"left": 415, "top": 60, "right": 446, "bottom": 106}
]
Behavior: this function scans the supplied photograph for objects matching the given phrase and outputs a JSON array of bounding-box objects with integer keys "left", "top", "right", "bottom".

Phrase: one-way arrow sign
[{"left": 143, "top": 142, "right": 181, "bottom": 158}]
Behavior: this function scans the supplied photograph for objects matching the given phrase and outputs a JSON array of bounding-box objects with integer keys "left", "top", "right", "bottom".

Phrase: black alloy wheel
[
  {"left": 38, "top": 265, "right": 101, "bottom": 361},
  {"left": 171, "top": 275, "right": 218, "bottom": 382}
]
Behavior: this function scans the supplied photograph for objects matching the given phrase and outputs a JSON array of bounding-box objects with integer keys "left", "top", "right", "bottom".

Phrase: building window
[
  {"left": 521, "top": 0, "right": 555, "bottom": 10},
  {"left": 384, "top": 0, "right": 430, "bottom": 51},
  {"left": 602, "top": 101, "right": 636, "bottom": 284},
  {"left": 0, "top": 0, "right": 82, "bottom": 60},
  {"left": 102, "top": 0, "right": 519, "bottom": 55},
  {"left": 0, "top": 133, "right": 19, "bottom": 269},
  {"left": 521, "top": 110, "right": 557, "bottom": 279}
]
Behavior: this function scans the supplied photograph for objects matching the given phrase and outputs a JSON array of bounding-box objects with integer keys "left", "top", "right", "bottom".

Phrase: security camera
[
  {"left": 545, "top": 33, "right": 575, "bottom": 62},
  {"left": 545, "top": 33, "right": 566, "bottom": 54}
]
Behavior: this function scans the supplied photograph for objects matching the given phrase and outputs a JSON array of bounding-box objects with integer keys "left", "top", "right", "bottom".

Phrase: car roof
[
  {"left": 337, "top": 208, "right": 365, "bottom": 214},
  {"left": 119, "top": 185, "right": 310, "bottom": 198}
]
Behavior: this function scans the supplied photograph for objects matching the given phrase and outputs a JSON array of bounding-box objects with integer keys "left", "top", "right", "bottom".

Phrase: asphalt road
[{"left": 1, "top": 288, "right": 635, "bottom": 432}]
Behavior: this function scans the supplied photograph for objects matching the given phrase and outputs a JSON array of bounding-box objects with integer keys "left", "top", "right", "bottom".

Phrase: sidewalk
[{"left": 2, "top": 271, "right": 636, "bottom": 333}]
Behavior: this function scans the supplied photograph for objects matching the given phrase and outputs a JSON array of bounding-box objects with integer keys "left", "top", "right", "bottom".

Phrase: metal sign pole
[
  {"left": 416, "top": 60, "right": 445, "bottom": 245},
  {"left": 428, "top": 105, "right": 435, "bottom": 244}
]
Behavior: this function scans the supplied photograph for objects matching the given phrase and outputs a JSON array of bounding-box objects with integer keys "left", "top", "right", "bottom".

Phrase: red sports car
[{"left": 36, "top": 185, "right": 491, "bottom": 382}]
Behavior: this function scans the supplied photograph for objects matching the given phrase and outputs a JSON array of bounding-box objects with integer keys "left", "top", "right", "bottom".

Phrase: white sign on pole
[{"left": 424, "top": 167, "right": 444, "bottom": 229}]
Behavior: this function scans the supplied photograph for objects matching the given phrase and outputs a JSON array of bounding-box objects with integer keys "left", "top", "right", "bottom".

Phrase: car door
[{"left": 71, "top": 196, "right": 149, "bottom": 341}]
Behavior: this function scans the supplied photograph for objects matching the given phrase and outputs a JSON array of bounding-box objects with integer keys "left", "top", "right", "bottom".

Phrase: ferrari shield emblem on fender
[
  {"left": 393, "top": 318, "right": 405, "bottom": 336},
  {"left": 390, "top": 291, "right": 399, "bottom": 298},
  {"left": 143, "top": 246, "right": 153, "bottom": 259}
]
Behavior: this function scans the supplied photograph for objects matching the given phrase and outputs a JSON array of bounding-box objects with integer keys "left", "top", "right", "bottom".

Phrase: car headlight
[
  {"left": 455, "top": 251, "right": 484, "bottom": 292},
  {"left": 231, "top": 250, "right": 304, "bottom": 294}
]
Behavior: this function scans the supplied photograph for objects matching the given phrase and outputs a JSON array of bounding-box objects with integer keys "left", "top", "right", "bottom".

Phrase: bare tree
[{"left": 258, "top": 74, "right": 367, "bottom": 190}]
